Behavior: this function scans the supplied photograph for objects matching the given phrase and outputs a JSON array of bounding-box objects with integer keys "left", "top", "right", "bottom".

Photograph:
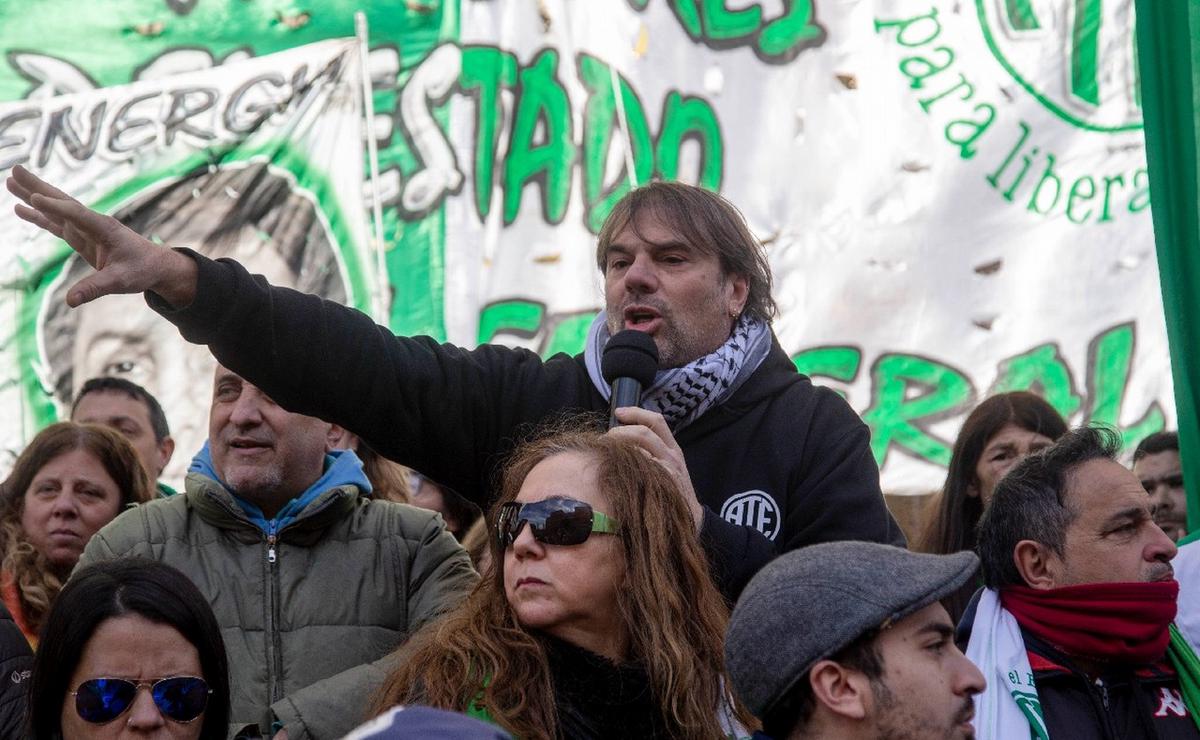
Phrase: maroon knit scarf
[{"left": 1001, "top": 580, "right": 1179, "bottom": 664}]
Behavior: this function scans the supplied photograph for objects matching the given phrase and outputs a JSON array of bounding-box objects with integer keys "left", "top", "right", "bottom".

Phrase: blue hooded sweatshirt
[{"left": 188, "top": 441, "right": 372, "bottom": 536}]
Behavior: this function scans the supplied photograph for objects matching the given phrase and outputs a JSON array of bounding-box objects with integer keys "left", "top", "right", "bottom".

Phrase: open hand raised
[{"left": 7, "top": 164, "right": 197, "bottom": 308}]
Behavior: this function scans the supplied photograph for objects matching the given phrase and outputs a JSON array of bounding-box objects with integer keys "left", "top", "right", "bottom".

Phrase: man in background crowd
[
  {"left": 1134, "top": 431, "right": 1189, "bottom": 541},
  {"left": 71, "top": 376, "right": 176, "bottom": 496}
]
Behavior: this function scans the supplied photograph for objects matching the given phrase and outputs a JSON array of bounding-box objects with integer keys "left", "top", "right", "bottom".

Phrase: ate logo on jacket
[{"left": 720, "top": 490, "right": 781, "bottom": 540}]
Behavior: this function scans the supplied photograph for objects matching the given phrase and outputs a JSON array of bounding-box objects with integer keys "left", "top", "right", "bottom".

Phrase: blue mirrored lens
[
  {"left": 152, "top": 677, "right": 209, "bottom": 722},
  {"left": 75, "top": 679, "right": 136, "bottom": 723}
]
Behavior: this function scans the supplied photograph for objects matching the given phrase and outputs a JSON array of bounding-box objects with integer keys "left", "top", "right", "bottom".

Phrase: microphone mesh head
[{"left": 601, "top": 330, "right": 659, "bottom": 386}]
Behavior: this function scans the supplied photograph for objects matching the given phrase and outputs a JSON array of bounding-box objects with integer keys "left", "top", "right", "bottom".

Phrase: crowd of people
[{"left": 2, "top": 162, "right": 1199, "bottom": 739}]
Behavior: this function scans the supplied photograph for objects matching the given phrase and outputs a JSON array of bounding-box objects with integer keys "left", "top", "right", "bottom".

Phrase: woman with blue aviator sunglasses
[
  {"left": 28, "top": 558, "right": 230, "bottom": 739},
  {"left": 371, "top": 425, "right": 754, "bottom": 739}
]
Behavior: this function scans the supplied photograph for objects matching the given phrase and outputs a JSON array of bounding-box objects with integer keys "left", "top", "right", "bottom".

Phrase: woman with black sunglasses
[
  {"left": 370, "top": 425, "right": 754, "bottom": 739},
  {"left": 27, "top": 558, "right": 230, "bottom": 739}
]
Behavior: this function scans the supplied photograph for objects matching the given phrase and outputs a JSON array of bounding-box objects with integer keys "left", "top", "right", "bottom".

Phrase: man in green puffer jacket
[{"left": 77, "top": 365, "right": 478, "bottom": 739}]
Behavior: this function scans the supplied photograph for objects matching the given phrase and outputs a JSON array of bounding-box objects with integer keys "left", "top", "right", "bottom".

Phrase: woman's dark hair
[
  {"left": 918, "top": 391, "right": 1068, "bottom": 555},
  {"left": 915, "top": 392, "right": 1067, "bottom": 619},
  {"left": 28, "top": 558, "right": 230, "bottom": 740}
]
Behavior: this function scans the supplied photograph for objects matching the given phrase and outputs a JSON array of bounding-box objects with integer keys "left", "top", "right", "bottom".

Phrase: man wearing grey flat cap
[{"left": 725, "top": 541, "right": 985, "bottom": 739}]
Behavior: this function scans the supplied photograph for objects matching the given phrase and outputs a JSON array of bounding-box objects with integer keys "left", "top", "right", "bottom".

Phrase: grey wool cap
[{"left": 724, "top": 541, "right": 979, "bottom": 719}]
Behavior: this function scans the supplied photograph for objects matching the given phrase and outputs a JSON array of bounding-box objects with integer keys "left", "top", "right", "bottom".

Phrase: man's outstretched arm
[
  {"left": 7, "top": 165, "right": 198, "bottom": 308},
  {"left": 9, "top": 167, "right": 595, "bottom": 507}
]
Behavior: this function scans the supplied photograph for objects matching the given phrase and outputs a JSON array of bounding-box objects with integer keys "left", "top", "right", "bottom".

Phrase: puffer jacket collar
[{"left": 184, "top": 473, "right": 362, "bottom": 547}]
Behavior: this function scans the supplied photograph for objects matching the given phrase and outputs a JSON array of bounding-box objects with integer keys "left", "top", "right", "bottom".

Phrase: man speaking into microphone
[{"left": 10, "top": 170, "right": 904, "bottom": 599}]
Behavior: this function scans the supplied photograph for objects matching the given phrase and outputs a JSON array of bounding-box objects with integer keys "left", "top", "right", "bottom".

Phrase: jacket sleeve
[
  {"left": 784, "top": 389, "right": 905, "bottom": 552},
  {"left": 0, "top": 602, "right": 31, "bottom": 740},
  {"left": 148, "top": 250, "right": 595, "bottom": 509},
  {"left": 402, "top": 512, "right": 479, "bottom": 633},
  {"left": 270, "top": 653, "right": 398, "bottom": 740},
  {"left": 698, "top": 508, "right": 777, "bottom": 603},
  {"left": 271, "top": 515, "right": 476, "bottom": 740}
]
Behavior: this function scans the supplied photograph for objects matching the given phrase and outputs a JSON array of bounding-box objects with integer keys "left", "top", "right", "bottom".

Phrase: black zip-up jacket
[
  {"left": 151, "top": 251, "right": 904, "bottom": 599},
  {"left": 0, "top": 601, "right": 31, "bottom": 738},
  {"left": 1024, "top": 632, "right": 1200, "bottom": 740},
  {"left": 958, "top": 593, "right": 1200, "bottom": 740}
]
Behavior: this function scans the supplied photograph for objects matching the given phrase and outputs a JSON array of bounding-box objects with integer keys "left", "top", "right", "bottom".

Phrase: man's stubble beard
[
  {"left": 605, "top": 308, "right": 733, "bottom": 369},
  {"left": 869, "top": 679, "right": 974, "bottom": 740}
]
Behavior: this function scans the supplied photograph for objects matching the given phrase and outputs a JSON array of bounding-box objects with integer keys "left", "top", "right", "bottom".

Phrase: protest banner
[
  {"left": 0, "top": 2, "right": 1169, "bottom": 513},
  {"left": 0, "top": 38, "right": 374, "bottom": 484}
]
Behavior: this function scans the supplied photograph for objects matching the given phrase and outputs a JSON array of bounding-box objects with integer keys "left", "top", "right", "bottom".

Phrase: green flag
[{"left": 1135, "top": 0, "right": 1200, "bottom": 531}]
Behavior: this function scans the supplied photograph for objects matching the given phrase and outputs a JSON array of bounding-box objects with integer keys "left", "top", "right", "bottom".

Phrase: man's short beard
[{"left": 225, "top": 469, "right": 284, "bottom": 507}]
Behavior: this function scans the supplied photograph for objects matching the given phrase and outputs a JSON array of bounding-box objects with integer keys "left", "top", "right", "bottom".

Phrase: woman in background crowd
[
  {"left": 327, "top": 428, "right": 412, "bottom": 504},
  {"left": 460, "top": 518, "right": 492, "bottom": 574},
  {"left": 409, "top": 471, "right": 481, "bottom": 541},
  {"left": 28, "top": 557, "right": 230, "bottom": 739},
  {"left": 0, "top": 422, "right": 152, "bottom": 646},
  {"left": 916, "top": 391, "right": 1067, "bottom": 620},
  {"left": 372, "top": 428, "right": 752, "bottom": 739}
]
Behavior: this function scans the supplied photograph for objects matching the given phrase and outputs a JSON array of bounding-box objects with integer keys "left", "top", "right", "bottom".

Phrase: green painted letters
[
  {"left": 503, "top": 49, "right": 574, "bottom": 224},
  {"left": 460, "top": 46, "right": 517, "bottom": 221},
  {"left": 991, "top": 343, "right": 1083, "bottom": 419},
  {"left": 1084, "top": 323, "right": 1165, "bottom": 450},
  {"left": 578, "top": 54, "right": 654, "bottom": 234},
  {"left": 862, "top": 354, "right": 974, "bottom": 466},
  {"left": 655, "top": 92, "right": 723, "bottom": 190}
]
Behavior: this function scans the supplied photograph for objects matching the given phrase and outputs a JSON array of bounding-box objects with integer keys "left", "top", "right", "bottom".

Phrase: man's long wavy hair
[
  {"left": 596, "top": 181, "right": 777, "bottom": 324},
  {"left": 0, "top": 422, "right": 152, "bottom": 635},
  {"left": 372, "top": 426, "right": 754, "bottom": 738}
]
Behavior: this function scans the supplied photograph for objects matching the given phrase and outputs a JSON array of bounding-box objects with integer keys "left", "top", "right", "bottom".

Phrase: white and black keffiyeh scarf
[{"left": 584, "top": 311, "right": 772, "bottom": 431}]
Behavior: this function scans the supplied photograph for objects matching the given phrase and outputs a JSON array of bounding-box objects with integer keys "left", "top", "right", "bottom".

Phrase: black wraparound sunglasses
[{"left": 495, "top": 496, "right": 619, "bottom": 549}]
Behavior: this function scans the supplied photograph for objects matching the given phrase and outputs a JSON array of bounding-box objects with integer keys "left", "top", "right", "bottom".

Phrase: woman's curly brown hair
[{"left": 0, "top": 422, "right": 153, "bottom": 634}]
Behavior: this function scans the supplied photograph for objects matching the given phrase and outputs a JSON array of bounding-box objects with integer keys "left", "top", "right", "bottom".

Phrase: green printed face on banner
[
  {"left": 1, "top": 38, "right": 375, "bottom": 484},
  {"left": 976, "top": 0, "right": 1142, "bottom": 132},
  {"left": 0, "top": 0, "right": 455, "bottom": 343},
  {"left": 26, "top": 155, "right": 359, "bottom": 480}
]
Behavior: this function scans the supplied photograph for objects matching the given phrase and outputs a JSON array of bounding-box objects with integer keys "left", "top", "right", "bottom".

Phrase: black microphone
[{"left": 601, "top": 330, "right": 659, "bottom": 429}]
